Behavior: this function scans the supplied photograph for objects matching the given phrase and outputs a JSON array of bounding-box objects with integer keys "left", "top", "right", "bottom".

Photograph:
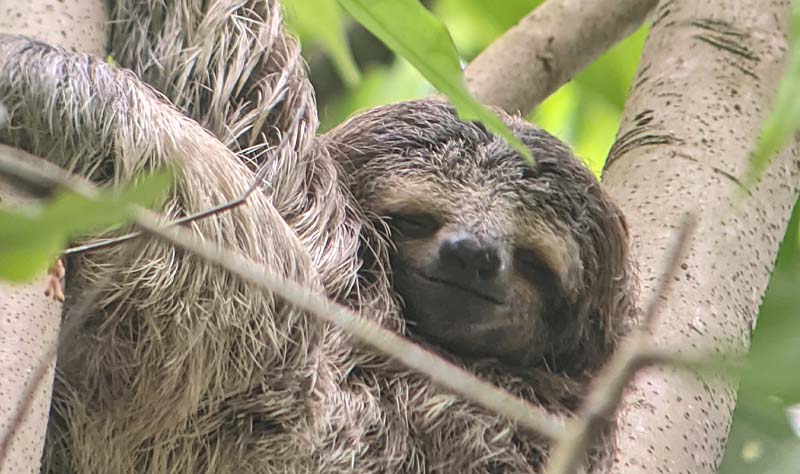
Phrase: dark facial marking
[
  {"left": 387, "top": 212, "right": 441, "bottom": 239},
  {"left": 389, "top": 223, "right": 557, "bottom": 365}
]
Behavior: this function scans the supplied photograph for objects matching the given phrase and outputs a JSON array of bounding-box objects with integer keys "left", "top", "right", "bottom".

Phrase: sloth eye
[
  {"left": 387, "top": 213, "right": 440, "bottom": 238},
  {"left": 514, "top": 248, "right": 554, "bottom": 283}
]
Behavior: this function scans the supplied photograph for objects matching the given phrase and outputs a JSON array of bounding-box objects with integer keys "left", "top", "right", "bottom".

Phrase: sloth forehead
[
  {"left": 363, "top": 139, "right": 555, "bottom": 211},
  {"left": 364, "top": 150, "right": 562, "bottom": 235},
  {"left": 335, "top": 98, "right": 599, "bottom": 240}
]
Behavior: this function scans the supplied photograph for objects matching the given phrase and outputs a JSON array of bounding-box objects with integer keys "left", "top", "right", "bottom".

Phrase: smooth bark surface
[
  {"left": 602, "top": 1, "right": 799, "bottom": 472},
  {"left": 0, "top": 1, "right": 107, "bottom": 473},
  {"left": 465, "top": 0, "right": 657, "bottom": 116}
]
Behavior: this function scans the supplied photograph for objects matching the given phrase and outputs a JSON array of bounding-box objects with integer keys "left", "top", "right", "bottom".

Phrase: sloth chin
[{"left": 393, "top": 267, "right": 540, "bottom": 362}]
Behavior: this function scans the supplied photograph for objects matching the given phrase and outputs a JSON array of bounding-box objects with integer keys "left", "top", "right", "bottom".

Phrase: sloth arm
[
  {"left": 0, "top": 33, "right": 330, "bottom": 437},
  {"left": 0, "top": 33, "right": 317, "bottom": 281},
  {"left": 107, "top": 0, "right": 364, "bottom": 304}
]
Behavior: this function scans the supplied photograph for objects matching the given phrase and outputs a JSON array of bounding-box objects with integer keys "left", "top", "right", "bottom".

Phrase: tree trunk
[
  {"left": 2, "top": 0, "right": 799, "bottom": 473},
  {"left": 0, "top": 2, "right": 107, "bottom": 473},
  {"left": 601, "top": 0, "right": 800, "bottom": 472}
]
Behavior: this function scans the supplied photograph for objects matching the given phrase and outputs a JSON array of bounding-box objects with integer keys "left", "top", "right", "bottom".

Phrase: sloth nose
[{"left": 439, "top": 234, "right": 501, "bottom": 280}]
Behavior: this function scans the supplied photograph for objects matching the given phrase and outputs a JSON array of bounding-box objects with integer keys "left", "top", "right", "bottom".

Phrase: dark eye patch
[
  {"left": 514, "top": 247, "right": 569, "bottom": 330},
  {"left": 514, "top": 248, "right": 557, "bottom": 286},
  {"left": 387, "top": 212, "right": 441, "bottom": 239}
]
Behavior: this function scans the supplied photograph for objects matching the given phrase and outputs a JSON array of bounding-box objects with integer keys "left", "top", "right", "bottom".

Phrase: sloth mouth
[{"left": 415, "top": 271, "right": 506, "bottom": 306}]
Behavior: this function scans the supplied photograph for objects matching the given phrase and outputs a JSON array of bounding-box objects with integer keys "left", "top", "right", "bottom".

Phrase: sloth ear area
[{"left": 315, "top": 136, "right": 373, "bottom": 176}]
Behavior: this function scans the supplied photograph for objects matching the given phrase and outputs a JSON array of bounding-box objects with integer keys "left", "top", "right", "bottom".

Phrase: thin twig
[
  {"left": 0, "top": 144, "right": 97, "bottom": 197},
  {"left": 134, "top": 210, "right": 567, "bottom": 440},
  {"left": 0, "top": 345, "right": 56, "bottom": 465},
  {"left": 0, "top": 256, "right": 135, "bottom": 472},
  {"left": 0, "top": 276, "right": 106, "bottom": 468},
  {"left": 639, "top": 215, "right": 699, "bottom": 332},
  {"left": 0, "top": 145, "right": 121, "bottom": 469},
  {"left": 544, "top": 213, "right": 698, "bottom": 474},
  {"left": 63, "top": 101, "right": 307, "bottom": 256},
  {"left": 0, "top": 147, "right": 567, "bottom": 444}
]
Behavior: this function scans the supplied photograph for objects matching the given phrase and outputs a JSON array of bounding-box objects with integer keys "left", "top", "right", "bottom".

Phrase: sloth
[
  {"left": 324, "top": 98, "right": 633, "bottom": 377},
  {"left": 316, "top": 99, "right": 635, "bottom": 472},
  {"left": 0, "top": 1, "right": 633, "bottom": 471}
]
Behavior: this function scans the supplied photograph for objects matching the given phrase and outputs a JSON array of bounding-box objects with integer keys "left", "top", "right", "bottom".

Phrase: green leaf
[
  {"left": 0, "top": 169, "right": 173, "bottom": 282},
  {"left": 0, "top": 209, "right": 66, "bottom": 281},
  {"left": 434, "top": 0, "right": 544, "bottom": 57},
  {"left": 719, "top": 395, "right": 800, "bottom": 474},
  {"left": 737, "top": 203, "right": 800, "bottom": 403},
  {"left": 338, "top": 0, "right": 534, "bottom": 163},
  {"left": 285, "top": 0, "right": 361, "bottom": 86},
  {"left": 744, "top": 0, "right": 800, "bottom": 187}
]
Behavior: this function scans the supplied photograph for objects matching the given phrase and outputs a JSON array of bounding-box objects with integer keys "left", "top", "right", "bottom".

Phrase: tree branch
[
  {"left": 0, "top": 3, "right": 107, "bottom": 473},
  {"left": 465, "top": 0, "right": 657, "bottom": 115},
  {"left": 545, "top": 214, "right": 697, "bottom": 474},
  {"left": 601, "top": 1, "right": 800, "bottom": 472}
]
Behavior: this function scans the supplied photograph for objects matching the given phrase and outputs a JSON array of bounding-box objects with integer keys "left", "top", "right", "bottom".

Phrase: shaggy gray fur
[
  {"left": 0, "top": 28, "right": 361, "bottom": 472},
  {"left": 0, "top": 0, "right": 633, "bottom": 472}
]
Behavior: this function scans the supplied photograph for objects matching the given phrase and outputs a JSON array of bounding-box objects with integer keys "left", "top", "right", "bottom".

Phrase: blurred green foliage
[
  {"left": 534, "top": 26, "right": 648, "bottom": 176},
  {"left": 744, "top": 0, "right": 800, "bottom": 187},
  {"left": 295, "top": 0, "right": 800, "bottom": 471},
  {"left": 722, "top": 1, "right": 800, "bottom": 470},
  {"left": 310, "top": 0, "right": 645, "bottom": 177},
  {"left": 284, "top": 0, "right": 361, "bottom": 85},
  {"left": 719, "top": 201, "right": 800, "bottom": 473},
  {"left": 330, "top": 0, "right": 535, "bottom": 161},
  {"left": 0, "top": 168, "right": 172, "bottom": 282}
]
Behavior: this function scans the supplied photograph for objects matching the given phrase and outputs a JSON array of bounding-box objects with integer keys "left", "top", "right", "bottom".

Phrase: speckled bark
[
  {"left": 0, "top": 0, "right": 107, "bottom": 57},
  {"left": 0, "top": 1, "right": 107, "bottom": 473},
  {"left": 465, "top": 0, "right": 657, "bottom": 116},
  {"left": 602, "top": 1, "right": 800, "bottom": 473}
]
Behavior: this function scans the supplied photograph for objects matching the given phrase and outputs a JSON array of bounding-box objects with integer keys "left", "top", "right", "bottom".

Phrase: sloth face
[
  {"left": 386, "top": 217, "right": 566, "bottom": 364},
  {"left": 326, "top": 98, "right": 629, "bottom": 371},
  {"left": 372, "top": 169, "right": 582, "bottom": 366}
]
